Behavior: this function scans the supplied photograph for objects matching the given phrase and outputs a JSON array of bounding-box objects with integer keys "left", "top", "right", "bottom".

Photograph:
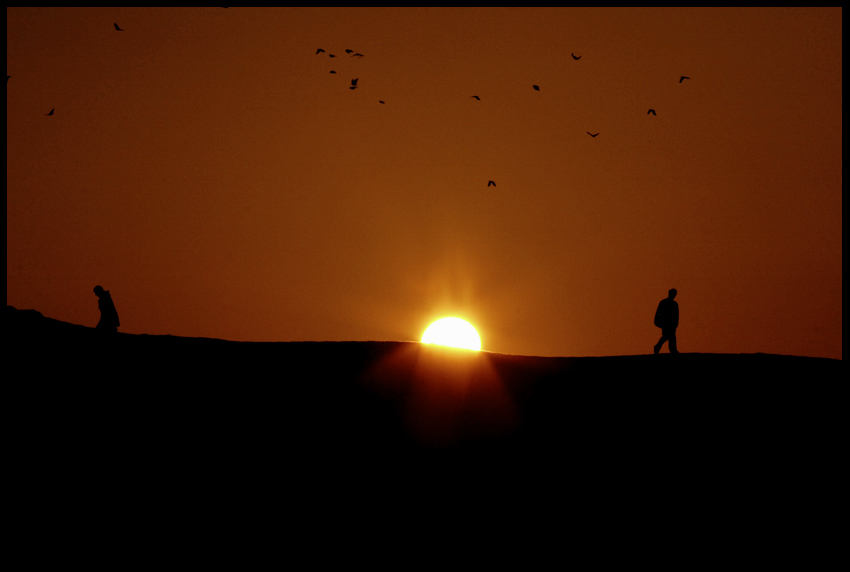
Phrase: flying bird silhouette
[
  {"left": 533, "top": 85, "right": 540, "bottom": 91},
  {"left": 587, "top": 132, "right": 598, "bottom": 137},
  {"left": 329, "top": 54, "right": 336, "bottom": 58},
  {"left": 349, "top": 78, "right": 358, "bottom": 90},
  {"left": 679, "top": 76, "right": 690, "bottom": 83},
  {"left": 571, "top": 53, "right": 581, "bottom": 60},
  {"left": 329, "top": 70, "right": 336, "bottom": 74},
  {"left": 351, "top": 53, "right": 364, "bottom": 57},
  {"left": 648, "top": 109, "right": 656, "bottom": 115},
  {"left": 114, "top": 23, "right": 123, "bottom": 31},
  {"left": 316, "top": 49, "right": 325, "bottom": 54},
  {"left": 488, "top": 180, "right": 496, "bottom": 187},
  {"left": 470, "top": 96, "right": 480, "bottom": 100},
  {"left": 379, "top": 100, "right": 385, "bottom": 104},
  {"left": 46, "top": 109, "right": 55, "bottom": 116},
  {"left": 345, "top": 49, "right": 353, "bottom": 54}
]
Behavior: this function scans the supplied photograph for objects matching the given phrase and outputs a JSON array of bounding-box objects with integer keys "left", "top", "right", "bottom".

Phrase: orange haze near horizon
[{"left": 7, "top": 8, "right": 842, "bottom": 359}]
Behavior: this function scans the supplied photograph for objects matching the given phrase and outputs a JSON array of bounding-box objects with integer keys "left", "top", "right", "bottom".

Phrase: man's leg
[
  {"left": 668, "top": 330, "right": 678, "bottom": 353},
  {"left": 654, "top": 335, "right": 667, "bottom": 354}
]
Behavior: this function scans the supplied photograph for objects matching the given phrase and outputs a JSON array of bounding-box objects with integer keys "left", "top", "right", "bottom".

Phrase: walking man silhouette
[
  {"left": 653, "top": 288, "right": 679, "bottom": 354},
  {"left": 94, "top": 285, "right": 120, "bottom": 334}
]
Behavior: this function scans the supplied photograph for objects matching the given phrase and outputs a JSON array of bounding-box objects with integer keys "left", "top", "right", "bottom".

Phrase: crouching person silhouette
[
  {"left": 653, "top": 288, "right": 679, "bottom": 354},
  {"left": 94, "top": 285, "right": 120, "bottom": 334}
]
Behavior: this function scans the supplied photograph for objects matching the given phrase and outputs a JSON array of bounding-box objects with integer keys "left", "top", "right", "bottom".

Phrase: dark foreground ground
[
  {"left": 6, "top": 306, "right": 844, "bottom": 556},
  {"left": 9, "top": 306, "right": 841, "bottom": 454}
]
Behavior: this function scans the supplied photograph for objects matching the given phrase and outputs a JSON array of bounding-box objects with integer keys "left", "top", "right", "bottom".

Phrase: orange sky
[{"left": 7, "top": 8, "right": 843, "bottom": 359}]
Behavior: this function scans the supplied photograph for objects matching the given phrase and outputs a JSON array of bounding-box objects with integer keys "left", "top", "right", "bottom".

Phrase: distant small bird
[
  {"left": 329, "top": 54, "right": 336, "bottom": 58},
  {"left": 114, "top": 23, "right": 123, "bottom": 31},
  {"left": 488, "top": 180, "right": 496, "bottom": 187},
  {"left": 46, "top": 108, "right": 55, "bottom": 116},
  {"left": 533, "top": 85, "right": 540, "bottom": 91},
  {"left": 345, "top": 49, "right": 353, "bottom": 54},
  {"left": 679, "top": 76, "right": 690, "bottom": 83},
  {"left": 316, "top": 49, "right": 325, "bottom": 54},
  {"left": 587, "top": 132, "right": 598, "bottom": 137},
  {"left": 379, "top": 100, "right": 385, "bottom": 104},
  {"left": 351, "top": 53, "right": 364, "bottom": 57},
  {"left": 350, "top": 78, "right": 358, "bottom": 90},
  {"left": 470, "top": 96, "right": 480, "bottom": 100},
  {"left": 329, "top": 70, "right": 336, "bottom": 74},
  {"left": 571, "top": 53, "right": 581, "bottom": 60},
  {"left": 648, "top": 109, "right": 656, "bottom": 115}
]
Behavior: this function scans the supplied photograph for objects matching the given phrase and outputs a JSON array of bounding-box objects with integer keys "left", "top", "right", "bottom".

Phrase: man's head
[
  {"left": 668, "top": 288, "right": 677, "bottom": 299},
  {"left": 93, "top": 285, "right": 104, "bottom": 298}
]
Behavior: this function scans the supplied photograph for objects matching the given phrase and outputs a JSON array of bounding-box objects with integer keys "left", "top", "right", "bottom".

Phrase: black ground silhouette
[
  {"left": 9, "top": 305, "right": 840, "bottom": 457},
  {"left": 8, "top": 305, "right": 842, "bottom": 543}
]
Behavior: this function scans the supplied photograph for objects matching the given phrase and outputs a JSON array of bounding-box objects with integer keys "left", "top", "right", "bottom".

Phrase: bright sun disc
[{"left": 421, "top": 318, "right": 482, "bottom": 351}]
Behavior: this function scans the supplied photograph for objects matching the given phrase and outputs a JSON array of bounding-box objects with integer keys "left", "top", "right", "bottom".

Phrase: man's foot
[{"left": 653, "top": 345, "right": 660, "bottom": 354}]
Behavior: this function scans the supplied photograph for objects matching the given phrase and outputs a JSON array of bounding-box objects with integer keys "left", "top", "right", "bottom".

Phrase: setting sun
[{"left": 421, "top": 318, "right": 482, "bottom": 351}]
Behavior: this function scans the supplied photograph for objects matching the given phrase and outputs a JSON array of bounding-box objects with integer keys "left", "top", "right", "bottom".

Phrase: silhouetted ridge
[{"left": 7, "top": 305, "right": 841, "bottom": 462}]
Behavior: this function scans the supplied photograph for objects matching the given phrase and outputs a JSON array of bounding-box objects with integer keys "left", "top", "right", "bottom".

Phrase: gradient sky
[{"left": 7, "top": 7, "right": 843, "bottom": 359}]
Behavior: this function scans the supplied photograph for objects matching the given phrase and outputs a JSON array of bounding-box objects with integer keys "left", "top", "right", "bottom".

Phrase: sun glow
[{"left": 421, "top": 318, "right": 482, "bottom": 351}]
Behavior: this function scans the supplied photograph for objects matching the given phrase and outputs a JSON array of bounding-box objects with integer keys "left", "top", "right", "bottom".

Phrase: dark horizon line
[{"left": 6, "top": 305, "right": 839, "bottom": 362}]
